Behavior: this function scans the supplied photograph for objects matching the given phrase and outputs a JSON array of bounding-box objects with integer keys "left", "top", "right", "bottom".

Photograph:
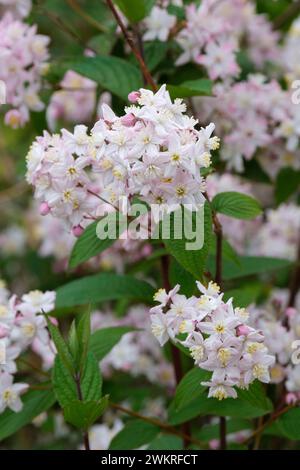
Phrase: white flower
[
  {"left": 143, "top": 6, "right": 176, "bottom": 42},
  {"left": 18, "top": 290, "right": 56, "bottom": 315},
  {"left": 0, "top": 373, "right": 28, "bottom": 413}
]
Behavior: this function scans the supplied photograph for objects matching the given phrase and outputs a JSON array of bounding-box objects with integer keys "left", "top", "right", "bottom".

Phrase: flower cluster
[
  {"left": 46, "top": 70, "right": 97, "bottom": 131},
  {"left": 150, "top": 281, "right": 274, "bottom": 400},
  {"left": 173, "top": 0, "right": 279, "bottom": 81},
  {"left": 250, "top": 290, "right": 300, "bottom": 403},
  {"left": 26, "top": 84, "right": 219, "bottom": 232},
  {"left": 0, "top": 280, "right": 56, "bottom": 413},
  {"left": 91, "top": 306, "right": 174, "bottom": 388},
  {"left": 197, "top": 74, "right": 297, "bottom": 173},
  {"left": 0, "top": 13, "right": 50, "bottom": 128}
]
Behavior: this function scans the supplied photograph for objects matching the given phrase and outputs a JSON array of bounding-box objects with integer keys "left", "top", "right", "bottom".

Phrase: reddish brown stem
[
  {"left": 273, "top": 1, "right": 300, "bottom": 30},
  {"left": 105, "top": 0, "right": 157, "bottom": 92}
]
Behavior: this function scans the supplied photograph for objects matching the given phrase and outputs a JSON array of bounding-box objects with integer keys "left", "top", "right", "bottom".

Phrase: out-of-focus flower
[
  {"left": 250, "top": 203, "right": 300, "bottom": 261},
  {"left": 47, "top": 71, "right": 97, "bottom": 131},
  {"left": 0, "top": 13, "right": 50, "bottom": 128},
  {"left": 143, "top": 6, "right": 176, "bottom": 42},
  {"left": 0, "top": 0, "right": 31, "bottom": 18}
]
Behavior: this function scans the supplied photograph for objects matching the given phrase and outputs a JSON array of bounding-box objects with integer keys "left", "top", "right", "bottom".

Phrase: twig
[
  {"left": 105, "top": 0, "right": 157, "bottom": 92},
  {"left": 110, "top": 401, "right": 203, "bottom": 448},
  {"left": 67, "top": 0, "right": 109, "bottom": 33},
  {"left": 0, "top": 181, "right": 28, "bottom": 204},
  {"left": 253, "top": 416, "right": 264, "bottom": 450},
  {"left": 242, "top": 403, "right": 296, "bottom": 445},
  {"left": 18, "top": 358, "right": 50, "bottom": 379},
  {"left": 35, "top": 2, "right": 97, "bottom": 54},
  {"left": 273, "top": 0, "right": 300, "bottom": 30}
]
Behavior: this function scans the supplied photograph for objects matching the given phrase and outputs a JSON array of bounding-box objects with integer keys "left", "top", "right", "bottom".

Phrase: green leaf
[
  {"left": 173, "top": 368, "right": 211, "bottom": 411},
  {"left": 212, "top": 192, "right": 262, "bottom": 220},
  {"left": 0, "top": 388, "right": 55, "bottom": 441},
  {"left": 76, "top": 310, "right": 91, "bottom": 373},
  {"left": 88, "top": 33, "right": 116, "bottom": 56},
  {"left": 167, "top": 4, "right": 185, "bottom": 20},
  {"left": 52, "top": 352, "right": 102, "bottom": 409},
  {"left": 169, "top": 381, "right": 272, "bottom": 424},
  {"left": 68, "top": 320, "right": 80, "bottom": 366},
  {"left": 223, "top": 283, "right": 263, "bottom": 308},
  {"left": 109, "top": 419, "right": 160, "bottom": 450},
  {"left": 167, "top": 79, "right": 213, "bottom": 99},
  {"left": 163, "top": 202, "right": 212, "bottom": 279},
  {"left": 114, "top": 0, "right": 155, "bottom": 23},
  {"left": 144, "top": 41, "right": 169, "bottom": 71},
  {"left": 275, "top": 167, "right": 300, "bottom": 204},
  {"left": 69, "top": 217, "right": 120, "bottom": 268},
  {"left": 196, "top": 419, "right": 252, "bottom": 442},
  {"left": 45, "top": 317, "right": 75, "bottom": 374},
  {"left": 238, "top": 381, "right": 272, "bottom": 412},
  {"left": 90, "top": 326, "right": 135, "bottom": 361},
  {"left": 243, "top": 158, "right": 271, "bottom": 184},
  {"left": 147, "top": 434, "right": 183, "bottom": 450},
  {"left": 56, "top": 273, "right": 155, "bottom": 308},
  {"left": 63, "top": 396, "right": 109, "bottom": 429},
  {"left": 49, "top": 56, "right": 142, "bottom": 101},
  {"left": 80, "top": 352, "right": 102, "bottom": 401},
  {"left": 52, "top": 356, "right": 78, "bottom": 408},
  {"left": 69, "top": 213, "right": 128, "bottom": 268},
  {"left": 207, "top": 255, "right": 291, "bottom": 280},
  {"left": 169, "top": 259, "right": 196, "bottom": 297},
  {"left": 268, "top": 408, "right": 300, "bottom": 440}
]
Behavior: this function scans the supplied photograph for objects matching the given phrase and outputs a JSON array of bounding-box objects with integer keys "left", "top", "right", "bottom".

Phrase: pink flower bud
[
  {"left": 236, "top": 324, "right": 251, "bottom": 336},
  {"left": 72, "top": 225, "right": 84, "bottom": 237},
  {"left": 141, "top": 244, "right": 152, "bottom": 257},
  {"left": 209, "top": 439, "right": 219, "bottom": 450},
  {"left": 286, "top": 392, "right": 298, "bottom": 405},
  {"left": 4, "top": 109, "right": 22, "bottom": 129},
  {"left": 0, "top": 324, "right": 9, "bottom": 338},
  {"left": 39, "top": 202, "right": 51, "bottom": 216},
  {"left": 128, "top": 91, "right": 140, "bottom": 103},
  {"left": 121, "top": 113, "right": 136, "bottom": 127},
  {"left": 285, "top": 307, "right": 297, "bottom": 318}
]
